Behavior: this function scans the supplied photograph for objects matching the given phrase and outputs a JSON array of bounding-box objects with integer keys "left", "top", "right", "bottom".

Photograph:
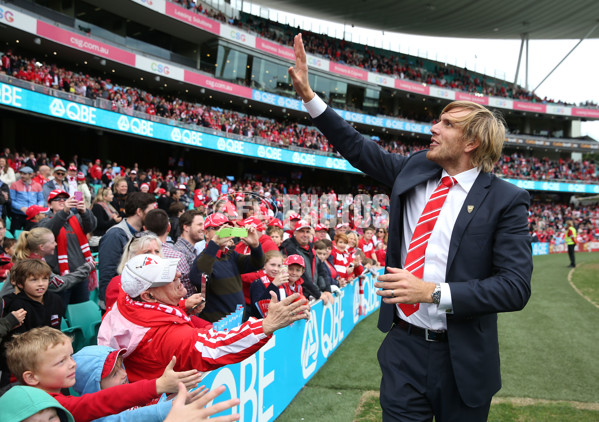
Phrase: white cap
[{"left": 121, "top": 254, "right": 179, "bottom": 297}]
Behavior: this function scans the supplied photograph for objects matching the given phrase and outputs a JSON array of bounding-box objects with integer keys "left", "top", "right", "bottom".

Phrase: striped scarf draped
[{"left": 57, "top": 215, "right": 98, "bottom": 291}]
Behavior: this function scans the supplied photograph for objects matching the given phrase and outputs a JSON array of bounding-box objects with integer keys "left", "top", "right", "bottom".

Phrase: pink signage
[
  {"left": 184, "top": 71, "right": 252, "bottom": 98},
  {"left": 395, "top": 79, "right": 430, "bottom": 95},
  {"left": 513, "top": 101, "right": 547, "bottom": 113},
  {"left": 165, "top": 3, "right": 220, "bottom": 34},
  {"left": 255, "top": 39, "right": 295, "bottom": 61},
  {"left": 36, "top": 21, "right": 135, "bottom": 66},
  {"left": 571, "top": 108, "right": 599, "bottom": 118},
  {"left": 455, "top": 92, "right": 489, "bottom": 105},
  {"left": 330, "top": 63, "right": 368, "bottom": 81}
]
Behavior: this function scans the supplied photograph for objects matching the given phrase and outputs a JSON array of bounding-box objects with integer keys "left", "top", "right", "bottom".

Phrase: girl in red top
[{"left": 249, "top": 252, "right": 306, "bottom": 318}]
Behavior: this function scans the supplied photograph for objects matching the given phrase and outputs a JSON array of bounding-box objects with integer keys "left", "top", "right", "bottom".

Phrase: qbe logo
[
  {"left": 116, "top": 116, "right": 153, "bottom": 136},
  {"left": 171, "top": 128, "right": 202, "bottom": 146},
  {"left": 49, "top": 99, "right": 65, "bottom": 117},
  {"left": 257, "top": 146, "right": 281, "bottom": 160},
  {"left": 217, "top": 138, "right": 226, "bottom": 150},
  {"left": 292, "top": 152, "right": 300, "bottom": 163},
  {"left": 117, "top": 116, "right": 129, "bottom": 131},
  {"left": 325, "top": 158, "right": 347, "bottom": 170},
  {"left": 171, "top": 128, "right": 181, "bottom": 142},
  {"left": 49, "top": 99, "right": 96, "bottom": 124},
  {"left": 301, "top": 310, "right": 319, "bottom": 379}
]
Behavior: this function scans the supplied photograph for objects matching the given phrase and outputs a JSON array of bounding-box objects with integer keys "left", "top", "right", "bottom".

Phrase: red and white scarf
[
  {"left": 122, "top": 292, "right": 192, "bottom": 325},
  {"left": 57, "top": 215, "right": 98, "bottom": 291}
]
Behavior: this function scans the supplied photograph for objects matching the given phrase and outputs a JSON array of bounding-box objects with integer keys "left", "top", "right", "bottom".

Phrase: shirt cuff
[
  {"left": 438, "top": 283, "right": 453, "bottom": 314},
  {"left": 303, "top": 94, "right": 327, "bottom": 118}
]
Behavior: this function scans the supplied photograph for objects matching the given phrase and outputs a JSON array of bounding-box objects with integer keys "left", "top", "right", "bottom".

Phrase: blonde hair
[
  {"left": 264, "top": 250, "right": 283, "bottom": 264},
  {"left": 116, "top": 233, "right": 163, "bottom": 274},
  {"left": 112, "top": 176, "right": 128, "bottom": 193},
  {"left": 93, "top": 187, "right": 109, "bottom": 204},
  {"left": 13, "top": 227, "right": 54, "bottom": 262},
  {"left": 346, "top": 231, "right": 358, "bottom": 246},
  {"left": 6, "top": 327, "right": 71, "bottom": 384},
  {"left": 441, "top": 101, "right": 506, "bottom": 172},
  {"left": 266, "top": 226, "right": 283, "bottom": 237}
]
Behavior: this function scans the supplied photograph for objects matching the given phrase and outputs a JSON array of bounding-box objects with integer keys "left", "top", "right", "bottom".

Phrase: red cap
[
  {"left": 288, "top": 212, "right": 301, "bottom": 221},
  {"left": 314, "top": 223, "right": 328, "bottom": 232},
  {"left": 158, "top": 188, "right": 166, "bottom": 195},
  {"left": 140, "top": 183, "right": 149, "bottom": 190},
  {"left": 335, "top": 222, "right": 350, "bottom": 229},
  {"left": 101, "top": 349, "right": 127, "bottom": 380},
  {"left": 294, "top": 220, "right": 311, "bottom": 232},
  {"left": 47, "top": 190, "right": 69, "bottom": 203},
  {"left": 177, "top": 184, "right": 187, "bottom": 191},
  {"left": 241, "top": 216, "right": 265, "bottom": 232},
  {"left": 68, "top": 165, "right": 77, "bottom": 171},
  {"left": 284, "top": 254, "right": 305, "bottom": 268},
  {"left": 205, "top": 213, "right": 233, "bottom": 229},
  {"left": 26, "top": 205, "right": 49, "bottom": 221},
  {"left": 267, "top": 218, "right": 283, "bottom": 229},
  {"left": 76, "top": 172, "right": 85, "bottom": 181}
]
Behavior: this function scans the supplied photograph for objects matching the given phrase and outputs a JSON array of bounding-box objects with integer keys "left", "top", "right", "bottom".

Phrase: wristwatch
[{"left": 431, "top": 284, "right": 441, "bottom": 305}]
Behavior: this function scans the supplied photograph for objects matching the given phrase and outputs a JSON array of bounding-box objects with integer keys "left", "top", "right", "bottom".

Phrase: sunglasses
[
  {"left": 126, "top": 231, "right": 158, "bottom": 254},
  {"left": 51, "top": 197, "right": 67, "bottom": 202},
  {"left": 55, "top": 172, "right": 65, "bottom": 176},
  {"left": 133, "top": 230, "right": 154, "bottom": 239}
]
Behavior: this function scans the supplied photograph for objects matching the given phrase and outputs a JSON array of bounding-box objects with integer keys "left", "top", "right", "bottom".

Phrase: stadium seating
[{"left": 64, "top": 301, "right": 103, "bottom": 349}]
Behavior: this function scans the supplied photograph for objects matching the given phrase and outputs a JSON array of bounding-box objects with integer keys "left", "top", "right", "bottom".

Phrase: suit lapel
[
  {"left": 393, "top": 167, "right": 441, "bottom": 196},
  {"left": 446, "top": 172, "right": 492, "bottom": 273}
]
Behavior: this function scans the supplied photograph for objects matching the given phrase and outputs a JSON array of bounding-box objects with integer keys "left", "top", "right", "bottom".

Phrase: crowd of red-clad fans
[
  {"left": 2, "top": 49, "right": 598, "bottom": 185},
  {"left": 173, "top": 0, "right": 597, "bottom": 107},
  {"left": 529, "top": 202, "right": 599, "bottom": 245}
]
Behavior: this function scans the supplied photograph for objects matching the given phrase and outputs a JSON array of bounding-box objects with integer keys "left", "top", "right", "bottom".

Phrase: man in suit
[{"left": 289, "top": 34, "right": 532, "bottom": 421}]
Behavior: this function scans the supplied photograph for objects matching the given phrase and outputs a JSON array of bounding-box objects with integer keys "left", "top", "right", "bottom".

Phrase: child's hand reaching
[
  {"left": 11, "top": 309, "right": 27, "bottom": 327},
  {"left": 156, "top": 356, "right": 204, "bottom": 394},
  {"left": 164, "top": 383, "right": 240, "bottom": 422}
]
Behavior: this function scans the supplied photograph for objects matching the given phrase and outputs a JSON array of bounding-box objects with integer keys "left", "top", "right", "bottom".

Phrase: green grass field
[{"left": 277, "top": 251, "right": 599, "bottom": 421}]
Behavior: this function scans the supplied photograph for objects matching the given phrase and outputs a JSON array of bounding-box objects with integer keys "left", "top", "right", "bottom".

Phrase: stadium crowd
[
  {"left": 173, "top": 0, "right": 596, "bottom": 108},
  {"left": 2, "top": 50, "right": 597, "bottom": 185}
]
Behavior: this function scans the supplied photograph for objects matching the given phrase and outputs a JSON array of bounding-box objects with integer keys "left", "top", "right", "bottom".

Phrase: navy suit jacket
[{"left": 313, "top": 106, "right": 533, "bottom": 407}]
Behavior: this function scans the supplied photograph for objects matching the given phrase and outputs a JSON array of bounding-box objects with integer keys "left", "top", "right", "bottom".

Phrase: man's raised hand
[{"left": 288, "top": 34, "right": 315, "bottom": 103}]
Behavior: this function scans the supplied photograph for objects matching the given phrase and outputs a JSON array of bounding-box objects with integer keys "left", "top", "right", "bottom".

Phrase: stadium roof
[{"left": 248, "top": 0, "right": 599, "bottom": 40}]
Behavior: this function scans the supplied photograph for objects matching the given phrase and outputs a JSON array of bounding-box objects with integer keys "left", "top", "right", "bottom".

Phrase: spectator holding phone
[
  {"left": 190, "top": 213, "right": 264, "bottom": 322},
  {"left": 38, "top": 190, "right": 97, "bottom": 305}
]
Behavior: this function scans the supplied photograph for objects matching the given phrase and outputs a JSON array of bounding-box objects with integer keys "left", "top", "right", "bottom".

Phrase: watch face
[{"left": 432, "top": 285, "right": 441, "bottom": 304}]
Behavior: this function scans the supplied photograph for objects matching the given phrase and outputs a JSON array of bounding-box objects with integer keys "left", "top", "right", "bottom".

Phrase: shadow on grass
[{"left": 354, "top": 393, "right": 599, "bottom": 422}]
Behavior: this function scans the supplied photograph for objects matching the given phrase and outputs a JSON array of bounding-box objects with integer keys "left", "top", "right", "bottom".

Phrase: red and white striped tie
[{"left": 400, "top": 176, "right": 458, "bottom": 316}]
